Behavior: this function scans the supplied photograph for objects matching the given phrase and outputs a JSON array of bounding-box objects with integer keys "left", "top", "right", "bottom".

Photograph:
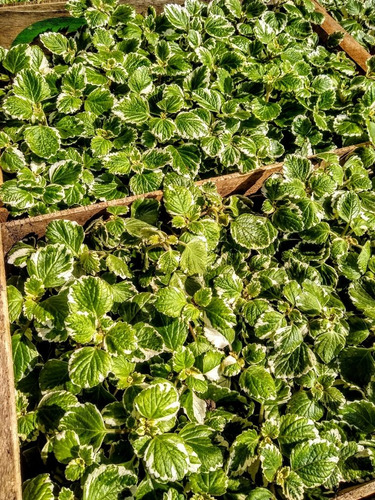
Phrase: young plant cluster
[
  {"left": 8, "top": 145, "right": 375, "bottom": 499},
  {"left": 1, "top": 0, "right": 375, "bottom": 216},
  {"left": 320, "top": 0, "right": 375, "bottom": 52}
]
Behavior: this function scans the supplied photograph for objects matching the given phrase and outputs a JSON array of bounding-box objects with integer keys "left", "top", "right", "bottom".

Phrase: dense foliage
[
  {"left": 320, "top": 0, "right": 375, "bottom": 52},
  {"left": 8, "top": 145, "right": 375, "bottom": 499},
  {"left": 1, "top": 0, "right": 375, "bottom": 216}
]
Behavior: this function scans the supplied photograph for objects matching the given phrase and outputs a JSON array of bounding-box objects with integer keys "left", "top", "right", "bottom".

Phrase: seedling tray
[{"left": 1, "top": 143, "right": 375, "bottom": 500}]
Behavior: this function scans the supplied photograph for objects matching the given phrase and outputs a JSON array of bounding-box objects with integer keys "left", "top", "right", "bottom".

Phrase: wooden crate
[
  {"left": 1, "top": 143, "right": 375, "bottom": 500},
  {"left": 0, "top": 0, "right": 371, "bottom": 71}
]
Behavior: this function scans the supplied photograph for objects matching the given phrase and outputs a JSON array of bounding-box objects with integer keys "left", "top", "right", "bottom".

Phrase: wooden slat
[
  {"left": 311, "top": 0, "right": 371, "bottom": 72},
  {"left": 0, "top": 166, "right": 278, "bottom": 252},
  {"left": 0, "top": 228, "right": 22, "bottom": 500},
  {"left": 1, "top": 143, "right": 366, "bottom": 254},
  {"left": 336, "top": 480, "right": 375, "bottom": 500},
  {"left": 0, "top": 0, "right": 183, "bottom": 48}
]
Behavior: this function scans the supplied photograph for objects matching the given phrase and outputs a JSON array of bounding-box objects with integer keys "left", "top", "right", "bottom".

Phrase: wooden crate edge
[{"left": 0, "top": 227, "right": 22, "bottom": 500}]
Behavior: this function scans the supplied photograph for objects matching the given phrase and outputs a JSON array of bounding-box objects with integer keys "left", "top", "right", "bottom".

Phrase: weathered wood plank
[
  {"left": 336, "top": 480, "right": 375, "bottom": 500},
  {"left": 0, "top": 0, "right": 183, "bottom": 48},
  {"left": 311, "top": 0, "right": 371, "bottom": 72},
  {"left": 0, "top": 227, "right": 22, "bottom": 500}
]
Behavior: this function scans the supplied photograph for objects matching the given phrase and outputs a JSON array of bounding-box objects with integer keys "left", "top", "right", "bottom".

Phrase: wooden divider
[
  {"left": 1, "top": 143, "right": 366, "bottom": 253},
  {"left": 0, "top": 228, "right": 22, "bottom": 500},
  {"left": 311, "top": 0, "right": 371, "bottom": 72},
  {"left": 0, "top": 0, "right": 182, "bottom": 48}
]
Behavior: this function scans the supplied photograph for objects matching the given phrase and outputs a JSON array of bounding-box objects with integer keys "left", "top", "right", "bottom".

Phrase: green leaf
[
  {"left": 46, "top": 220, "right": 84, "bottom": 255},
  {"left": 49, "top": 160, "right": 82, "bottom": 186},
  {"left": 179, "top": 423, "right": 223, "bottom": 472},
  {"left": 7, "top": 285, "right": 23, "bottom": 323},
  {"left": 85, "top": 88, "right": 114, "bottom": 115},
  {"left": 154, "top": 287, "right": 187, "bottom": 318},
  {"left": 336, "top": 192, "right": 361, "bottom": 223},
  {"left": 231, "top": 214, "right": 277, "bottom": 250},
  {"left": 283, "top": 155, "right": 312, "bottom": 182},
  {"left": 23, "top": 474, "right": 54, "bottom": 500},
  {"left": 341, "top": 401, "right": 375, "bottom": 434},
  {"left": 334, "top": 116, "right": 363, "bottom": 137},
  {"left": 247, "top": 488, "right": 275, "bottom": 500},
  {"left": 106, "top": 254, "right": 131, "bottom": 279},
  {"left": 134, "top": 381, "right": 180, "bottom": 421},
  {"left": 205, "top": 15, "right": 235, "bottom": 38},
  {"left": 14, "top": 18, "right": 86, "bottom": 46},
  {"left": 214, "top": 270, "right": 243, "bottom": 303},
  {"left": 128, "top": 67, "right": 153, "bottom": 94},
  {"left": 27, "top": 244, "right": 74, "bottom": 288},
  {"left": 154, "top": 314, "right": 188, "bottom": 351},
  {"left": 175, "top": 112, "right": 209, "bottom": 139},
  {"left": 24, "top": 126, "right": 60, "bottom": 159},
  {"left": 203, "top": 297, "right": 236, "bottom": 345},
  {"left": 180, "top": 238, "right": 207, "bottom": 275},
  {"left": 164, "top": 185, "right": 194, "bottom": 217},
  {"left": 315, "top": 328, "right": 346, "bottom": 364},
  {"left": 69, "top": 277, "right": 113, "bottom": 317},
  {"left": 167, "top": 144, "right": 200, "bottom": 176},
  {"left": 239, "top": 366, "right": 277, "bottom": 402},
  {"left": 253, "top": 98, "right": 281, "bottom": 121},
  {"left": 228, "top": 429, "right": 259, "bottom": 475},
  {"left": 273, "top": 343, "right": 315, "bottom": 378},
  {"left": 13, "top": 69, "right": 50, "bottom": 103},
  {"left": 260, "top": 443, "right": 282, "bottom": 482},
  {"left": 12, "top": 333, "right": 39, "bottom": 382},
  {"left": 190, "top": 469, "right": 228, "bottom": 496},
  {"left": 165, "top": 4, "right": 190, "bottom": 30},
  {"left": 144, "top": 434, "right": 192, "bottom": 481},
  {"left": 65, "top": 312, "right": 96, "bottom": 343},
  {"left": 69, "top": 347, "right": 111, "bottom": 388},
  {"left": 3, "top": 96, "right": 33, "bottom": 120},
  {"left": 3, "top": 44, "right": 29, "bottom": 73},
  {"left": 0, "top": 181, "right": 34, "bottom": 210},
  {"left": 278, "top": 414, "right": 318, "bottom": 444},
  {"left": 0, "top": 147, "right": 26, "bottom": 174},
  {"left": 83, "top": 465, "right": 137, "bottom": 500},
  {"left": 60, "top": 403, "right": 106, "bottom": 449},
  {"left": 349, "top": 278, "right": 375, "bottom": 318},
  {"left": 192, "top": 89, "right": 223, "bottom": 112},
  {"left": 282, "top": 471, "right": 305, "bottom": 500},
  {"left": 290, "top": 440, "right": 339, "bottom": 487},
  {"left": 150, "top": 117, "right": 176, "bottom": 142},
  {"left": 53, "top": 430, "right": 80, "bottom": 464},
  {"left": 130, "top": 172, "right": 163, "bottom": 195},
  {"left": 114, "top": 95, "right": 150, "bottom": 124}
]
